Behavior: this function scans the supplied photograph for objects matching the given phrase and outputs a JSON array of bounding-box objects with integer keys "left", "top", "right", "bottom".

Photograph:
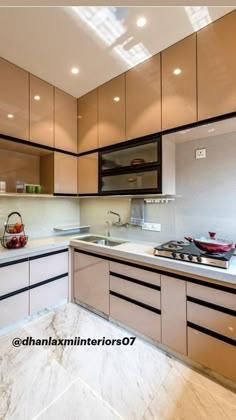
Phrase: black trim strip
[
  {"left": 0, "top": 257, "right": 28, "bottom": 268},
  {"left": 29, "top": 248, "right": 68, "bottom": 260},
  {"left": 187, "top": 322, "right": 236, "bottom": 347},
  {"left": 53, "top": 193, "right": 78, "bottom": 197},
  {"left": 187, "top": 296, "right": 236, "bottom": 317},
  {"left": 73, "top": 249, "right": 236, "bottom": 293},
  {"left": 110, "top": 271, "right": 161, "bottom": 291},
  {"left": 29, "top": 273, "right": 68, "bottom": 290},
  {"left": 110, "top": 290, "right": 161, "bottom": 314},
  {"left": 0, "top": 286, "right": 29, "bottom": 301}
]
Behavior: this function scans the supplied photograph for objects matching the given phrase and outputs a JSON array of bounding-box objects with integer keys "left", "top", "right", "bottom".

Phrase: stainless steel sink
[{"left": 74, "top": 235, "right": 126, "bottom": 247}]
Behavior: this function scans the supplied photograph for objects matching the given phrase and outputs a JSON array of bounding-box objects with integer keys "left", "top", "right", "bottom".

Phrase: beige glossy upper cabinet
[
  {"left": 78, "top": 153, "right": 98, "bottom": 194},
  {"left": 78, "top": 89, "right": 98, "bottom": 153},
  {"left": 98, "top": 74, "right": 125, "bottom": 148},
  {"left": 55, "top": 88, "right": 77, "bottom": 153},
  {"left": 126, "top": 55, "right": 161, "bottom": 140},
  {"left": 0, "top": 58, "right": 29, "bottom": 140},
  {"left": 162, "top": 34, "right": 197, "bottom": 130},
  {"left": 197, "top": 11, "right": 236, "bottom": 120},
  {"left": 40, "top": 152, "right": 77, "bottom": 194},
  {"left": 29, "top": 75, "right": 54, "bottom": 147}
]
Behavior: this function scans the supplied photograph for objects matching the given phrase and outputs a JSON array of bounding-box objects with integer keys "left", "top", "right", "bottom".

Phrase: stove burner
[{"left": 163, "top": 244, "right": 184, "bottom": 251}]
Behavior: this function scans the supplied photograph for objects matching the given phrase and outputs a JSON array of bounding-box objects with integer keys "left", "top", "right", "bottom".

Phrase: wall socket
[
  {"left": 142, "top": 222, "right": 161, "bottom": 232},
  {"left": 196, "top": 148, "right": 207, "bottom": 159}
]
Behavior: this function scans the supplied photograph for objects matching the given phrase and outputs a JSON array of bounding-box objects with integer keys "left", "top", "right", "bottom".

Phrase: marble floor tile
[
  {"left": 143, "top": 364, "right": 236, "bottom": 420},
  {"left": 36, "top": 377, "right": 123, "bottom": 420},
  {"left": 0, "top": 329, "right": 73, "bottom": 420},
  {"left": 25, "top": 303, "right": 173, "bottom": 419}
]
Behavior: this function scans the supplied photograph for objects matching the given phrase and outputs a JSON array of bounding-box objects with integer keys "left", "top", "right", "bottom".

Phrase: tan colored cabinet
[
  {"left": 78, "top": 153, "right": 98, "bottom": 194},
  {"left": 162, "top": 34, "right": 197, "bottom": 130},
  {"left": 78, "top": 89, "right": 98, "bottom": 153},
  {"left": 98, "top": 74, "right": 125, "bottom": 148},
  {"left": 197, "top": 11, "right": 236, "bottom": 120},
  {"left": 0, "top": 58, "right": 29, "bottom": 140},
  {"left": 55, "top": 88, "right": 77, "bottom": 153},
  {"left": 73, "top": 251, "right": 109, "bottom": 315},
  {"left": 126, "top": 54, "right": 161, "bottom": 140},
  {"left": 30, "top": 74, "right": 54, "bottom": 147},
  {"left": 40, "top": 152, "right": 77, "bottom": 194},
  {"left": 161, "top": 275, "right": 187, "bottom": 355}
]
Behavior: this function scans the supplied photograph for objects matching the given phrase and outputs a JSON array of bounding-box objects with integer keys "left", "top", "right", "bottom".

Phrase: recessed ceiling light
[
  {"left": 7, "top": 114, "right": 14, "bottom": 119},
  {"left": 136, "top": 17, "right": 147, "bottom": 27},
  {"left": 113, "top": 96, "right": 120, "bottom": 102},
  {"left": 208, "top": 128, "right": 215, "bottom": 133},
  {"left": 173, "top": 68, "right": 182, "bottom": 75},
  {"left": 71, "top": 67, "right": 79, "bottom": 75},
  {"left": 34, "top": 95, "right": 40, "bottom": 101}
]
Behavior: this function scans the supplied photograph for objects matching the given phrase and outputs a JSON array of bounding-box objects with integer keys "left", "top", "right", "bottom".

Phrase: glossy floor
[{"left": 0, "top": 303, "right": 235, "bottom": 420}]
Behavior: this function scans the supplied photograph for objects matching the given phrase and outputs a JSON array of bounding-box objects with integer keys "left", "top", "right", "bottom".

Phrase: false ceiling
[{"left": 0, "top": 6, "right": 235, "bottom": 97}]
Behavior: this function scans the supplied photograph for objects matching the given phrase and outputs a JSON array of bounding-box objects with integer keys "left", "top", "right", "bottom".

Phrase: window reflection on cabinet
[
  {"left": 78, "top": 89, "right": 98, "bottom": 153},
  {"left": 126, "top": 54, "right": 161, "bottom": 140},
  {"left": 162, "top": 34, "right": 197, "bottom": 130},
  {"left": 55, "top": 88, "right": 77, "bottom": 153},
  {"left": 30, "top": 74, "right": 54, "bottom": 147},
  {"left": 0, "top": 58, "right": 29, "bottom": 140},
  {"left": 78, "top": 153, "right": 98, "bottom": 194},
  {"left": 98, "top": 74, "right": 125, "bottom": 148}
]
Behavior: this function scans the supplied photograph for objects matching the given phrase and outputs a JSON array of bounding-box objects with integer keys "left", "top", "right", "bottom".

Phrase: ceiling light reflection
[
  {"left": 34, "top": 95, "right": 40, "bottom": 101},
  {"left": 136, "top": 17, "right": 147, "bottom": 27},
  {"left": 185, "top": 6, "right": 212, "bottom": 31},
  {"left": 7, "top": 114, "right": 14, "bottom": 119},
  {"left": 113, "top": 96, "right": 120, "bottom": 102},
  {"left": 173, "top": 68, "right": 181, "bottom": 75}
]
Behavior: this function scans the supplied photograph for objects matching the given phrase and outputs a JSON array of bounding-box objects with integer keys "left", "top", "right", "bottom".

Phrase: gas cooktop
[{"left": 153, "top": 240, "right": 235, "bottom": 269}]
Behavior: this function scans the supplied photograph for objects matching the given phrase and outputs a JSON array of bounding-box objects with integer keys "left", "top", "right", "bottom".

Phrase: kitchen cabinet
[
  {"left": 40, "top": 152, "right": 77, "bottom": 194},
  {"left": 0, "top": 58, "right": 29, "bottom": 140},
  {"left": 78, "top": 89, "right": 98, "bottom": 153},
  {"left": 0, "top": 260, "right": 29, "bottom": 329},
  {"left": 73, "top": 250, "right": 109, "bottom": 315},
  {"left": 161, "top": 275, "right": 187, "bottom": 355},
  {"left": 29, "top": 74, "right": 54, "bottom": 147},
  {"left": 55, "top": 88, "right": 77, "bottom": 153},
  {"left": 197, "top": 11, "right": 236, "bottom": 120},
  {"left": 161, "top": 34, "right": 197, "bottom": 130},
  {"left": 126, "top": 54, "right": 161, "bottom": 140},
  {"left": 78, "top": 153, "right": 98, "bottom": 194},
  {"left": 98, "top": 74, "right": 125, "bottom": 148}
]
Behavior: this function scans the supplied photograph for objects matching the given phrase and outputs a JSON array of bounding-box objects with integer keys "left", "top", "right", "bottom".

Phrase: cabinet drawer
[
  {"left": 0, "top": 261, "right": 29, "bottom": 296},
  {"left": 110, "top": 261, "right": 160, "bottom": 287},
  {"left": 30, "top": 250, "right": 68, "bottom": 285},
  {"left": 187, "top": 301, "right": 236, "bottom": 341},
  {"left": 188, "top": 327, "right": 236, "bottom": 382},
  {"left": 30, "top": 276, "right": 68, "bottom": 315},
  {"left": 187, "top": 282, "right": 236, "bottom": 311},
  {"left": 110, "top": 275, "right": 160, "bottom": 309},
  {"left": 0, "top": 291, "right": 29, "bottom": 329},
  {"left": 110, "top": 294, "right": 161, "bottom": 342}
]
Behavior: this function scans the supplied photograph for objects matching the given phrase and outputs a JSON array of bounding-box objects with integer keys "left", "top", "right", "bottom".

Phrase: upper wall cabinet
[
  {"left": 29, "top": 75, "right": 54, "bottom": 147},
  {"left": 197, "top": 11, "right": 236, "bottom": 121},
  {"left": 162, "top": 34, "right": 197, "bottom": 130},
  {"left": 98, "top": 74, "right": 125, "bottom": 148},
  {"left": 55, "top": 88, "right": 77, "bottom": 153},
  {"left": 0, "top": 58, "right": 29, "bottom": 140},
  {"left": 78, "top": 89, "right": 98, "bottom": 153},
  {"left": 126, "top": 54, "right": 161, "bottom": 140},
  {"left": 40, "top": 152, "right": 77, "bottom": 195}
]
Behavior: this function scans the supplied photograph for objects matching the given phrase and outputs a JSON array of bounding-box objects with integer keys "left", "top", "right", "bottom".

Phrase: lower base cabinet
[
  {"left": 30, "top": 276, "right": 68, "bottom": 315},
  {"left": 0, "top": 292, "right": 29, "bottom": 329}
]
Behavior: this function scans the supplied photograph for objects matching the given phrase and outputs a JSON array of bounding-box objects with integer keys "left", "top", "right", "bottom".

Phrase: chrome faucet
[
  {"left": 107, "top": 210, "right": 129, "bottom": 228},
  {"left": 105, "top": 221, "right": 111, "bottom": 237}
]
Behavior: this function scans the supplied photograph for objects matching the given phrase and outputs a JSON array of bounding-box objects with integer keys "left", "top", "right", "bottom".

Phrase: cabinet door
[
  {"left": 74, "top": 251, "right": 109, "bottom": 315},
  {"left": 126, "top": 54, "right": 161, "bottom": 140},
  {"left": 55, "top": 88, "right": 77, "bottom": 153},
  {"left": 161, "top": 275, "right": 187, "bottom": 355},
  {"left": 98, "top": 74, "right": 125, "bottom": 148},
  {"left": 0, "top": 260, "right": 29, "bottom": 296},
  {"left": 30, "top": 276, "right": 68, "bottom": 315},
  {"left": 54, "top": 152, "right": 77, "bottom": 194},
  {"left": 78, "top": 89, "right": 98, "bottom": 153},
  {"left": 78, "top": 153, "right": 98, "bottom": 194},
  {"left": 0, "top": 58, "right": 29, "bottom": 140},
  {"left": 30, "top": 250, "right": 68, "bottom": 286},
  {"left": 30, "top": 74, "right": 54, "bottom": 147},
  {"left": 162, "top": 34, "right": 197, "bottom": 130},
  {"left": 0, "top": 292, "right": 29, "bottom": 330},
  {"left": 197, "top": 11, "right": 236, "bottom": 120}
]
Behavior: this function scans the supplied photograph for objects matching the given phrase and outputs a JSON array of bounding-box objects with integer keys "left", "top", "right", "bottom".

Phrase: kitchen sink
[{"left": 73, "top": 235, "right": 127, "bottom": 247}]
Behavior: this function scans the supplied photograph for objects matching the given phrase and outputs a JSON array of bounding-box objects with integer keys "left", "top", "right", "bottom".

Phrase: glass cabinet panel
[
  {"left": 101, "top": 169, "right": 160, "bottom": 193},
  {"left": 101, "top": 139, "right": 159, "bottom": 171}
]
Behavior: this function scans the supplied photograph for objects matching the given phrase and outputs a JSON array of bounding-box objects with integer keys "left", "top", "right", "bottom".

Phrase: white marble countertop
[{"left": 70, "top": 235, "right": 236, "bottom": 286}]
